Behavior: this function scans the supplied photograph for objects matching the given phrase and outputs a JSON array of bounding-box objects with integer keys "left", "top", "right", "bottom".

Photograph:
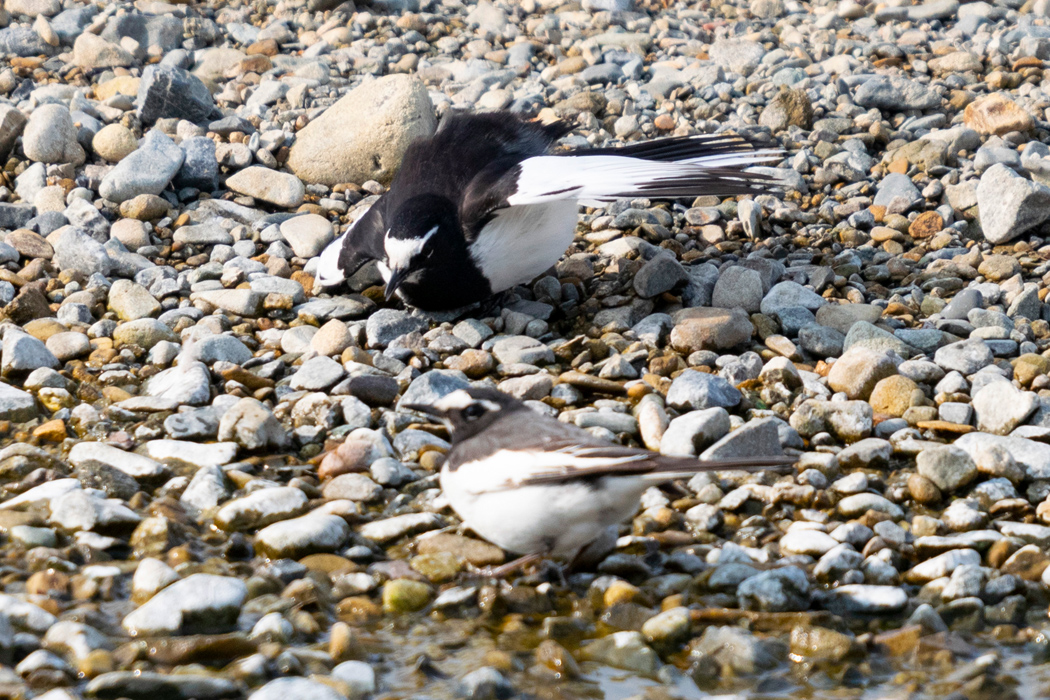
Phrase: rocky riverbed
[{"left": 0, "top": 0, "right": 1048, "bottom": 698}]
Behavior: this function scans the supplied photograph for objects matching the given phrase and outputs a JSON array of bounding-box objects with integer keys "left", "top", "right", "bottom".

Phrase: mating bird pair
[
  {"left": 316, "top": 111, "right": 780, "bottom": 311},
  {"left": 406, "top": 387, "right": 794, "bottom": 573}
]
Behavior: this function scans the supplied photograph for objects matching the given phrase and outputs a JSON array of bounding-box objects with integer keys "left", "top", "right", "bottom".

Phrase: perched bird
[
  {"left": 405, "top": 387, "right": 794, "bottom": 572},
  {"left": 316, "top": 111, "right": 780, "bottom": 311}
]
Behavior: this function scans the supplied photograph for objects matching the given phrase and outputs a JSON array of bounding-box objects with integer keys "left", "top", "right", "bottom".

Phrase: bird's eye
[{"left": 463, "top": 404, "right": 486, "bottom": 420}]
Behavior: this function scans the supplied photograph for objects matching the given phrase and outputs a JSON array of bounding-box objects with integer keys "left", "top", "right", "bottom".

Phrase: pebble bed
[{"left": 0, "top": 0, "right": 1049, "bottom": 697}]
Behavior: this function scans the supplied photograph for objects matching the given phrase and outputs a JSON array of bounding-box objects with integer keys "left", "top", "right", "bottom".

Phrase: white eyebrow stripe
[
  {"left": 384, "top": 225, "right": 439, "bottom": 269},
  {"left": 434, "top": 390, "right": 473, "bottom": 411}
]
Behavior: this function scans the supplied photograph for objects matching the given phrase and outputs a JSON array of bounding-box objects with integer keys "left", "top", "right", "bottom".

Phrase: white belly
[
  {"left": 468, "top": 200, "right": 579, "bottom": 294},
  {"left": 440, "top": 459, "right": 646, "bottom": 558}
]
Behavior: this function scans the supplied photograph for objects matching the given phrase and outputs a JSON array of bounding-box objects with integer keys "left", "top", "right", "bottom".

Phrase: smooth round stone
[
  {"left": 121, "top": 573, "right": 247, "bottom": 636},
  {"left": 92, "top": 123, "right": 138, "bottom": 163},
  {"left": 280, "top": 214, "right": 334, "bottom": 258},
  {"left": 382, "top": 579, "right": 432, "bottom": 613},
  {"left": 9, "top": 525, "right": 57, "bottom": 548},
  {"left": 226, "top": 166, "right": 305, "bottom": 208},
  {"left": 248, "top": 677, "right": 346, "bottom": 700},
  {"left": 310, "top": 319, "right": 353, "bottom": 356},
  {"left": 45, "top": 332, "right": 90, "bottom": 361},
  {"left": 254, "top": 514, "right": 350, "bottom": 559}
]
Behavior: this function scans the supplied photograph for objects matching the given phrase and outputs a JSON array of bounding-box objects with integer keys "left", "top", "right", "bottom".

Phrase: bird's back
[{"left": 387, "top": 112, "right": 568, "bottom": 207}]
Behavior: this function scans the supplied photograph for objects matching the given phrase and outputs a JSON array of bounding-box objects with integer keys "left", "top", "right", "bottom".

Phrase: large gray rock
[
  {"left": 0, "top": 26, "right": 56, "bottom": 57},
  {"left": 248, "top": 678, "right": 346, "bottom": 700},
  {"left": 225, "top": 167, "right": 305, "bottom": 209},
  {"left": 186, "top": 335, "right": 252, "bottom": 365},
  {"left": 873, "top": 173, "right": 923, "bottom": 213},
  {"left": 287, "top": 75, "right": 436, "bottom": 185},
  {"left": 53, "top": 226, "right": 112, "bottom": 277},
  {"left": 143, "top": 361, "right": 211, "bottom": 406},
  {"left": 972, "top": 382, "right": 1037, "bottom": 435},
  {"left": 737, "top": 566, "right": 810, "bottom": 612},
  {"left": 254, "top": 514, "right": 350, "bottom": 559},
  {"left": 397, "top": 370, "right": 470, "bottom": 411},
  {"left": 366, "top": 308, "right": 429, "bottom": 347},
  {"left": 700, "top": 418, "right": 784, "bottom": 460},
  {"left": 666, "top": 370, "right": 742, "bottom": 411},
  {"left": 955, "top": 432, "right": 1050, "bottom": 480},
  {"left": 136, "top": 65, "right": 216, "bottom": 125},
  {"left": 2, "top": 332, "right": 58, "bottom": 375},
  {"left": 977, "top": 164, "right": 1050, "bottom": 244},
  {"left": 712, "top": 266, "right": 764, "bottom": 313},
  {"left": 934, "top": 339, "right": 993, "bottom": 374},
  {"left": 917, "top": 444, "right": 978, "bottom": 492},
  {"left": 122, "top": 574, "right": 247, "bottom": 636},
  {"left": 23, "top": 104, "right": 84, "bottom": 165},
  {"left": 660, "top": 407, "right": 730, "bottom": 457},
  {"left": 217, "top": 398, "right": 288, "bottom": 450},
  {"left": 101, "top": 12, "right": 183, "bottom": 52},
  {"left": 99, "top": 130, "right": 184, "bottom": 203},
  {"left": 760, "top": 281, "right": 827, "bottom": 316},
  {"left": 214, "top": 486, "right": 306, "bottom": 531},
  {"left": 0, "top": 382, "right": 37, "bottom": 422},
  {"left": 854, "top": 76, "right": 941, "bottom": 111},
  {"left": 709, "top": 39, "right": 766, "bottom": 76}
]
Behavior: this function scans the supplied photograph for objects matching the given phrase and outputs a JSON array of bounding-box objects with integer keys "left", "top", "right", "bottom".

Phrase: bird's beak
[
  {"left": 384, "top": 269, "right": 408, "bottom": 301},
  {"left": 402, "top": 402, "right": 445, "bottom": 421}
]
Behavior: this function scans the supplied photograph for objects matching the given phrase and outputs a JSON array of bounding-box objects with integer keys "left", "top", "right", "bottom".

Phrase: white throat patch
[{"left": 384, "top": 225, "right": 439, "bottom": 270}]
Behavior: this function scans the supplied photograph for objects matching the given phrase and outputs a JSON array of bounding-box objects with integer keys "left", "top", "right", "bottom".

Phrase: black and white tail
[{"left": 508, "top": 133, "right": 782, "bottom": 207}]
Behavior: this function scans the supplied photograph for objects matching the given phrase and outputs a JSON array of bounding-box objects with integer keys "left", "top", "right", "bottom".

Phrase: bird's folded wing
[
  {"left": 504, "top": 153, "right": 783, "bottom": 208},
  {"left": 315, "top": 203, "right": 386, "bottom": 287},
  {"left": 503, "top": 439, "right": 794, "bottom": 488},
  {"left": 575, "top": 133, "right": 765, "bottom": 163}
]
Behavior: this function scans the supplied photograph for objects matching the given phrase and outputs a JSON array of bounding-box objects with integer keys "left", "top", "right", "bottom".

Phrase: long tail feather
[
  {"left": 508, "top": 152, "right": 784, "bottom": 206},
  {"left": 514, "top": 454, "right": 796, "bottom": 487},
  {"left": 573, "top": 133, "right": 768, "bottom": 163}
]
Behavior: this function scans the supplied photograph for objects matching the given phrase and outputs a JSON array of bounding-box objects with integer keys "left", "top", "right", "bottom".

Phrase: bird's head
[
  {"left": 382, "top": 195, "right": 458, "bottom": 301},
  {"left": 403, "top": 386, "right": 521, "bottom": 440}
]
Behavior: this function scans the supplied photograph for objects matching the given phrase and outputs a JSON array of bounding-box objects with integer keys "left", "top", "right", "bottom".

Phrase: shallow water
[{"left": 360, "top": 612, "right": 1044, "bottom": 700}]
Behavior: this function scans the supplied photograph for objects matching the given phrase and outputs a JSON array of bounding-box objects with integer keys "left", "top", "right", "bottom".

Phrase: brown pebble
[
  {"left": 987, "top": 538, "right": 1021, "bottom": 569},
  {"left": 908, "top": 211, "right": 944, "bottom": 239},
  {"left": 907, "top": 473, "right": 941, "bottom": 504},
  {"left": 654, "top": 113, "right": 675, "bottom": 130}
]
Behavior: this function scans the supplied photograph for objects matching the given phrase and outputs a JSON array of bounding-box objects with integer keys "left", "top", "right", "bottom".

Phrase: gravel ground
[{"left": 0, "top": 0, "right": 1048, "bottom": 697}]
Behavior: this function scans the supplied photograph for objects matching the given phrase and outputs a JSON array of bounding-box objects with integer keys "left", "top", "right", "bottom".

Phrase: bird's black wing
[
  {"left": 315, "top": 198, "right": 387, "bottom": 286},
  {"left": 462, "top": 129, "right": 783, "bottom": 211},
  {"left": 446, "top": 116, "right": 570, "bottom": 237},
  {"left": 339, "top": 202, "right": 386, "bottom": 274},
  {"left": 568, "top": 133, "right": 766, "bottom": 162}
]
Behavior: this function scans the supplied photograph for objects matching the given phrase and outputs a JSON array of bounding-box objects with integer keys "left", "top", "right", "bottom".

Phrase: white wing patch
[
  {"left": 385, "top": 225, "right": 439, "bottom": 270},
  {"left": 469, "top": 199, "right": 579, "bottom": 294},
  {"left": 508, "top": 151, "right": 782, "bottom": 206}
]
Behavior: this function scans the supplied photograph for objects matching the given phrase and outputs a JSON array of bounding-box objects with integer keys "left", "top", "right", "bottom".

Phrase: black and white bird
[
  {"left": 316, "top": 111, "right": 780, "bottom": 311},
  {"left": 404, "top": 387, "right": 794, "bottom": 570}
]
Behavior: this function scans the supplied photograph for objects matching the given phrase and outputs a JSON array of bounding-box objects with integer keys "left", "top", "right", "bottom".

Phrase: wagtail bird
[
  {"left": 315, "top": 111, "right": 780, "bottom": 311},
  {"left": 404, "top": 387, "right": 794, "bottom": 573}
]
